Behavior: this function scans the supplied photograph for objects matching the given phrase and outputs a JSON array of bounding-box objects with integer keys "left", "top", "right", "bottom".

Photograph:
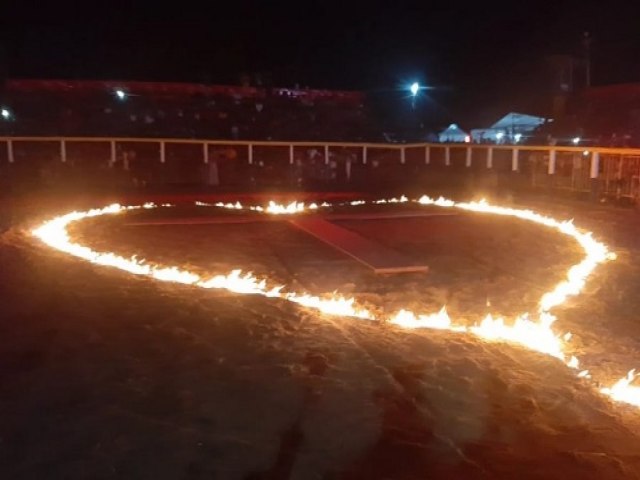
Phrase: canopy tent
[
  {"left": 491, "top": 112, "right": 546, "bottom": 131},
  {"left": 471, "top": 112, "right": 548, "bottom": 143},
  {"left": 438, "top": 123, "right": 469, "bottom": 143}
]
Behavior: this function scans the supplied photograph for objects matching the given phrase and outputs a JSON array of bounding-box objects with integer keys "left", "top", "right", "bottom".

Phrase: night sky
[{"left": 2, "top": 1, "right": 640, "bottom": 124}]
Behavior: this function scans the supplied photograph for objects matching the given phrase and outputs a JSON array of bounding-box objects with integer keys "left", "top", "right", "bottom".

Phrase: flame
[
  {"left": 285, "top": 292, "right": 373, "bottom": 319},
  {"left": 390, "top": 310, "right": 571, "bottom": 363},
  {"left": 374, "top": 195, "right": 409, "bottom": 205},
  {"left": 214, "top": 201, "right": 244, "bottom": 210},
  {"left": 418, "top": 195, "right": 455, "bottom": 207},
  {"left": 265, "top": 201, "right": 306, "bottom": 214},
  {"left": 393, "top": 195, "right": 628, "bottom": 404},
  {"left": 198, "top": 269, "right": 279, "bottom": 295},
  {"left": 32, "top": 195, "right": 638, "bottom": 411},
  {"left": 449, "top": 198, "right": 615, "bottom": 312},
  {"left": 197, "top": 200, "right": 326, "bottom": 215},
  {"left": 410, "top": 197, "right": 627, "bottom": 391},
  {"left": 414, "top": 196, "right": 616, "bottom": 315},
  {"left": 470, "top": 312, "right": 567, "bottom": 361},
  {"left": 260, "top": 200, "right": 326, "bottom": 214},
  {"left": 601, "top": 370, "right": 640, "bottom": 407},
  {"left": 567, "top": 355, "right": 579, "bottom": 369},
  {"left": 32, "top": 205, "right": 371, "bottom": 321},
  {"left": 390, "top": 307, "right": 465, "bottom": 332}
]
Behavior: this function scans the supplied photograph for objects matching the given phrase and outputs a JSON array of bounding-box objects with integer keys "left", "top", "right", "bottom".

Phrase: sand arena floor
[{"left": 3, "top": 199, "right": 640, "bottom": 479}]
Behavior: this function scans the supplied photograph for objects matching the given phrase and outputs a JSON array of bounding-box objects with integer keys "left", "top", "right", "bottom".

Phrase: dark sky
[{"left": 2, "top": 1, "right": 640, "bottom": 123}]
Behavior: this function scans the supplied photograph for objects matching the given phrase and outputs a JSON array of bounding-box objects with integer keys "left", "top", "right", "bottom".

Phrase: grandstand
[
  {"left": 0, "top": 79, "right": 379, "bottom": 142},
  {"left": 3, "top": 79, "right": 640, "bottom": 206}
]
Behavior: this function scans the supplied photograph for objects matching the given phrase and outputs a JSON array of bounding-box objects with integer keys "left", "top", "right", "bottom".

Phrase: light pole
[
  {"left": 583, "top": 32, "right": 592, "bottom": 88},
  {"left": 409, "top": 82, "right": 420, "bottom": 110}
]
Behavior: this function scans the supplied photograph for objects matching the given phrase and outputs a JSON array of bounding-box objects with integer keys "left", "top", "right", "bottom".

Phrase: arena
[{"left": 4, "top": 72, "right": 640, "bottom": 479}]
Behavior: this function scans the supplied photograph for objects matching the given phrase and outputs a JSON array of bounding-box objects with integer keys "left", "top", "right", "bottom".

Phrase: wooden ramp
[{"left": 289, "top": 218, "right": 428, "bottom": 274}]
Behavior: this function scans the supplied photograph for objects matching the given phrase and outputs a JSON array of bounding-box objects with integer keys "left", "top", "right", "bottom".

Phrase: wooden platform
[
  {"left": 289, "top": 218, "right": 429, "bottom": 274},
  {"left": 126, "top": 210, "right": 437, "bottom": 274}
]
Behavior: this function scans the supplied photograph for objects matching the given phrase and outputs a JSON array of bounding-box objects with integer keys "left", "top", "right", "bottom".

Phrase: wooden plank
[{"left": 289, "top": 217, "right": 428, "bottom": 274}]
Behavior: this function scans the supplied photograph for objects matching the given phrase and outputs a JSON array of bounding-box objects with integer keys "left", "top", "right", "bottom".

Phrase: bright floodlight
[
  {"left": 572, "top": 136, "right": 581, "bottom": 145},
  {"left": 1, "top": 108, "right": 10, "bottom": 119},
  {"left": 115, "top": 89, "right": 126, "bottom": 100},
  {"left": 410, "top": 82, "right": 419, "bottom": 96},
  {"left": 514, "top": 133, "right": 522, "bottom": 143},
  {"left": 495, "top": 131, "right": 504, "bottom": 140}
]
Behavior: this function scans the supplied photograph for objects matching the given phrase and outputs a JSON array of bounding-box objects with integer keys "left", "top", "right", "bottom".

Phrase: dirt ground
[{"left": 3, "top": 197, "right": 640, "bottom": 479}]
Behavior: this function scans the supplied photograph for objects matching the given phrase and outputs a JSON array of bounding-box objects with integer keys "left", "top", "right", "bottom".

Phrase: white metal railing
[{"left": 4, "top": 136, "right": 640, "bottom": 182}]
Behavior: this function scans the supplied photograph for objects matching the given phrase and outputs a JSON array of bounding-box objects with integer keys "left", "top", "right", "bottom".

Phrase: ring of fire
[{"left": 31, "top": 195, "right": 640, "bottom": 409}]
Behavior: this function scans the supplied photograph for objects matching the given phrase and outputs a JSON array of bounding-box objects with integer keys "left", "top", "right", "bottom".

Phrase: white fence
[{"left": 2, "top": 136, "right": 640, "bottom": 199}]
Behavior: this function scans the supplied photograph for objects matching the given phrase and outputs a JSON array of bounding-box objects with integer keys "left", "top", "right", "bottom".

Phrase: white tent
[
  {"left": 471, "top": 112, "right": 548, "bottom": 143},
  {"left": 438, "top": 123, "right": 469, "bottom": 143},
  {"left": 491, "top": 112, "right": 546, "bottom": 132}
]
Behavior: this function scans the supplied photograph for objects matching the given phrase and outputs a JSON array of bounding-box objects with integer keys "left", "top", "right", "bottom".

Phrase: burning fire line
[{"left": 32, "top": 196, "right": 640, "bottom": 408}]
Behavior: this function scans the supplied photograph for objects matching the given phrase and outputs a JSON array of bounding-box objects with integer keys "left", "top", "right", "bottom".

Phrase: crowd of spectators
[{"left": 0, "top": 80, "right": 382, "bottom": 142}]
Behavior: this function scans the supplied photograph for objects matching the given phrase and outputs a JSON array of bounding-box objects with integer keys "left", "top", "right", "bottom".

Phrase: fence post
[
  {"left": 548, "top": 150, "right": 556, "bottom": 175},
  {"left": 590, "top": 151, "right": 600, "bottom": 179},
  {"left": 511, "top": 148, "right": 519, "bottom": 171},
  {"left": 289, "top": 144, "right": 294, "bottom": 165},
  {"left": 203, "top": 143, "right": 209, "bottom": 164},
  {"left": 486, "top": 147, "right": 493, "bottom": 169},
  {"left": 445, "top": 146, "right": 450, "bottom": 166},
  {"left": 60, "top": 140, "right": 67, "bottom": 163},
  {"left": 362, "top": 145, "right": 367, "bottom": 165},
  {"left": 160, "top": 141, "right": 165, "bottom": 163},
  {"left": 466, "top": 147, "right": 472, "bottom": 167},
  {"left": 109, "top": 140, "right": 116, "bottom": 167},
  {"left": 590, "top": 151, "right": 600, "bottom": 202},
  {"left": 400, "top": 147, "right": 406, "bottom": 164},
  {"left": 425, "top": 145, "right": 430, "bottom": 165},
  {"left": 7, "top": 140, "right": 13, "bottom": 163},
  {"left": 248, "top": 144, "right": 253, "bottom": 164},
  {"left": 324, "top": 144, "right": 329, "bottom": 165}
]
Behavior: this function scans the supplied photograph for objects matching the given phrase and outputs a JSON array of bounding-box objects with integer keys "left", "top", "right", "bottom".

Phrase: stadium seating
[{"left": 0, "top": 80, "right": 380, "bottom": 142}]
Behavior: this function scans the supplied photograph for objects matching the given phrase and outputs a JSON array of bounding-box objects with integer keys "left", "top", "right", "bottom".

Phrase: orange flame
[
  {"left": 32, "top": 195, "right": 635, "bottom": 410},
  {"left": 32, "top": 204, "right": 372, "bottom": 321},
  {"left": 601, "top": 370, "right": 640, "bottom": 407}
]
